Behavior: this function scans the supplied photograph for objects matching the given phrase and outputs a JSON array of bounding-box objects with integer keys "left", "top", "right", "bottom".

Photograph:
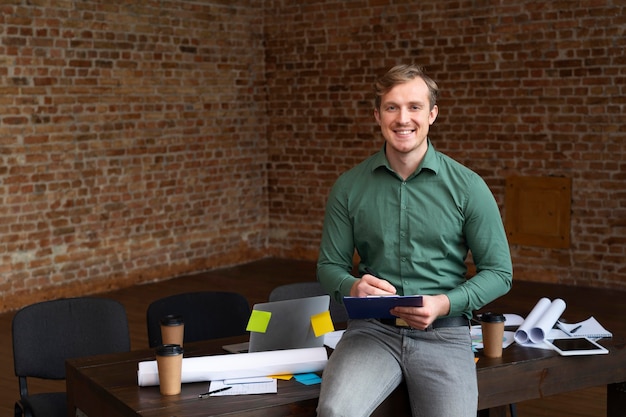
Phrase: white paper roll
[
  {"left": 529, "top": 298, "right": 566, "bottom": 343},
  {"left": 137, "top": 347, "right": 328, "bottom": 387},
  {"left": 514, "top": 298, "right": 566, "bottom": 345},
  {"left": 514, "top": 297, "right": 551, "bottom": 344}
]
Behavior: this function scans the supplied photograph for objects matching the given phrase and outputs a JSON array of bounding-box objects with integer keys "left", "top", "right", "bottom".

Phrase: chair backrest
[
  {"left": 12, "top": 297, "right": 131, "bottom": 383},
  {"left": 146, "top": 291, "right": 251, "bottom": 348},
  {"left": 269, "top": 282, "right": 349, "bottom": 324}
]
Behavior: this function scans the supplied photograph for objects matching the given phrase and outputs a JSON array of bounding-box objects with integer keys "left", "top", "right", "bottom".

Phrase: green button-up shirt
[{"left": 317, "top": 141, "right": 513, "bottom": 319}]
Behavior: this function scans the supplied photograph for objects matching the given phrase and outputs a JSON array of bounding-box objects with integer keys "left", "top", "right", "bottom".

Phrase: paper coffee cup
[
  {"left": 160, "top": 314, "right": 184, "bottom": 346},
  {"left": 156, "top": 344, "right": 184, "bottom": 395},
  {"left": 480, "top": 312, "right": 506, "bottom": 358}
]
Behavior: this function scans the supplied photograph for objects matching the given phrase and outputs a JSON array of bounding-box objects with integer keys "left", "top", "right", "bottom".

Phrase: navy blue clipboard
[{"left": 343, "top": 295, "right": 423, "bottom": 319}]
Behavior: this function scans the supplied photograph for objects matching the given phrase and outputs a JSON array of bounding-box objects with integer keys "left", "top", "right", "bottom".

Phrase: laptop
[{"left": 222, "top": 295, "right": 330, "bottom": 353}]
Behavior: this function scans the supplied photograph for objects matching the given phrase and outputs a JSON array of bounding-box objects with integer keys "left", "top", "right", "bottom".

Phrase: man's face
[{"left": 374, "top": 77, "right": 438, "bottom": 157}]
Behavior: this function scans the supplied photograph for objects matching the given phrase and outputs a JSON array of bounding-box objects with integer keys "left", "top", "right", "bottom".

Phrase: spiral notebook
[{"left": 557, "top": 316, "right": 612, "bottom": 339}]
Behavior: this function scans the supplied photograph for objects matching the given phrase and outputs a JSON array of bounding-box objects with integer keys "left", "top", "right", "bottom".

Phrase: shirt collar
[{"left": 372, "top": 139, "right": 439, "bottom": 177}]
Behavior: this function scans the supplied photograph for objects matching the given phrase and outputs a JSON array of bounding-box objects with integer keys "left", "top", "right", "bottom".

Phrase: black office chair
[
  {"left": 146, "top": 291, "right": 251, "bottom": 348},
  {"left": 12, "top": 297, "right": 131, "bottom": 417},
  {"left": 269, "top": 282, "right": 349, "bottom": 324}
]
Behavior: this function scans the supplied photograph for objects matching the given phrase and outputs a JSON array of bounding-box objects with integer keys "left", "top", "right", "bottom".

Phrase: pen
[
  {"left": 198, "top": 386, "right": 232, "bottom": 398},
  {"left": 569, "top": 325, "right": 582, "bottom": 334}
]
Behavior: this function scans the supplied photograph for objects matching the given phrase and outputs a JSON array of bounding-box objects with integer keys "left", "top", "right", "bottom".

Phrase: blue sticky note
[{"left": 294, "top": 373, "right": 322, "bottom": 385}]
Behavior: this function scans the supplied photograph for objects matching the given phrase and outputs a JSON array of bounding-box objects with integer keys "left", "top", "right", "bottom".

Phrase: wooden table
[{"left": 66, "top": 281, "right": 626, "bottom": 417}]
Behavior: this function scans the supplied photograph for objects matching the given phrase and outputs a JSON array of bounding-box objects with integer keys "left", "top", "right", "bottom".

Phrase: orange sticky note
[
  {"left": 246, "top": 310, "right": 272, "bottom": 333},
  {"left": 311, "top": 310, "right": 334, "bottom": 337}
]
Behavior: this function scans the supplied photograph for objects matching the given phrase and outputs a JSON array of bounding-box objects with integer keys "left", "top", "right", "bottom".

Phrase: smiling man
[{"left": 316, "top": 65, "right": 513, "bottom": 417}]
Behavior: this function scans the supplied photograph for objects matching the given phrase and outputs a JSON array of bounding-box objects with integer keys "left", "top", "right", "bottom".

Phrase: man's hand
[
  {"left": 390, "top": 294, "right": 451, "bottom": 330},
  {"left": 350, "top": 273, "right": 397, "bottom": 297}
]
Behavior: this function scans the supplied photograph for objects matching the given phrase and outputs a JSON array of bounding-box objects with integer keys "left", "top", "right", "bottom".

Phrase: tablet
[{"left": 545, "top": 337, "right": 608, "bottom": 356}]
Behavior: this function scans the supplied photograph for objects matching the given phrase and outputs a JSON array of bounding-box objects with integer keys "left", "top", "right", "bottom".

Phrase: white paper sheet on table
[
  {"left": 471, "top": 314, "right": 522, "bottom": 351},
  {"left": 207, "top": 378, "right": 277, "bottom": 395},
  {"left": 503, "top": 313, "right": 524, "bottom": 327},
  {"left": 137, "top": 347, "right": 327, "bottom": 387},
  {"left": 323, "top": 330, "right": 345, "bottom": 349},
  {"left": 471, "top": 329, "right": 516, "bottom": 350}
]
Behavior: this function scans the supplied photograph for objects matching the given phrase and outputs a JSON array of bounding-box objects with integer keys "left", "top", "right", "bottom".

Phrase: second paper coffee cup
[{"left": 160, "top": 314, "right": 184, "bottom": 346}]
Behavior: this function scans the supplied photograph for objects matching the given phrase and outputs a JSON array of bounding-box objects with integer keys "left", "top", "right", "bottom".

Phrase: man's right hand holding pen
[
  {"left": 350, "top": 267, "right": 397, "bottom": 297},
  {"left": 355, "top": 267, "right": 451, "bottom": 331}
]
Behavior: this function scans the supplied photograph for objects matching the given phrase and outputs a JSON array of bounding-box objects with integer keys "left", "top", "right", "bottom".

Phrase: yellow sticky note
[
  {"left": 269, "top": 374, "right": 293, "bottom": 380},
  {"left": 246, "top": 310, "right": 272, "bottom": 333},
  {"left": 311, "top": 310, "right": 334, "bottom": 337}
]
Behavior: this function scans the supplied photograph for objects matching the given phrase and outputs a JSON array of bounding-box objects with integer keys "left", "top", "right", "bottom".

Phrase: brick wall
[
  {"left": 265, "top": 1, "right": 626, "bottom": 288},
  {"left": 1, "top": 0, "right": 625, "bottom": 313},
  {"left": 0, "top": 0, "right": 268, "bottom": 311}
]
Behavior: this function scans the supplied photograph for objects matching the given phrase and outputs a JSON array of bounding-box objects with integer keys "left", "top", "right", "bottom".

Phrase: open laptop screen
[
  {"left": 249, "top": 295, "right": 330, "bottom": 352},
  {"left": 223, "top": 295, "right": 330, "bottom": 353}
]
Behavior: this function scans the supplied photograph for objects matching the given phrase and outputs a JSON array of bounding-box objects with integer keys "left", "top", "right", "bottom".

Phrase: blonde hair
[{"left": 374, "top": 65, "right": 439, "bottom": 110}]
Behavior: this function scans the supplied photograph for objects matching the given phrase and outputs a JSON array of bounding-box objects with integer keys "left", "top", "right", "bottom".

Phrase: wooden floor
[{"left": 0, "top": 258, "right": 606, "bottom": 416}]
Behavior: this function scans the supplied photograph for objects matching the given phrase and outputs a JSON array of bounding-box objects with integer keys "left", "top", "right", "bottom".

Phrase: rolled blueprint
[
  {"left": 514, "top": 298, "right": 566, "bottom": 344},
  {"left": 137, "top": 347, "right": 328, "bottom": 387}
]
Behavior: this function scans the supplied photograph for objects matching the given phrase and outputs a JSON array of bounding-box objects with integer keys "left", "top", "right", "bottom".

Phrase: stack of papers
[
  {"left": 207, "top": 377, "right": 277, "bottom": 396},
  {"left": 206, "top": 372, "right": 323, "bottom": 397}
]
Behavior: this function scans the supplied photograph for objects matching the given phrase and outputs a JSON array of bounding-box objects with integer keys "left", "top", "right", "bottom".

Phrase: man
[{"left": 316, "top": 64, "right": 513, "bottom": 417}]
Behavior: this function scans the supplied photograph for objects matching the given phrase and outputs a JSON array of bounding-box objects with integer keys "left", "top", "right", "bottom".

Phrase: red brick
[{"left": 0, "top": 0, "right": 625, "bottom": 314}]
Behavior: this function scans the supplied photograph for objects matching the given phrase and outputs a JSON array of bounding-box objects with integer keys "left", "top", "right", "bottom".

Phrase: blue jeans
[{"left": 317, "top": 319, "right": 477, "bottom": 417}]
